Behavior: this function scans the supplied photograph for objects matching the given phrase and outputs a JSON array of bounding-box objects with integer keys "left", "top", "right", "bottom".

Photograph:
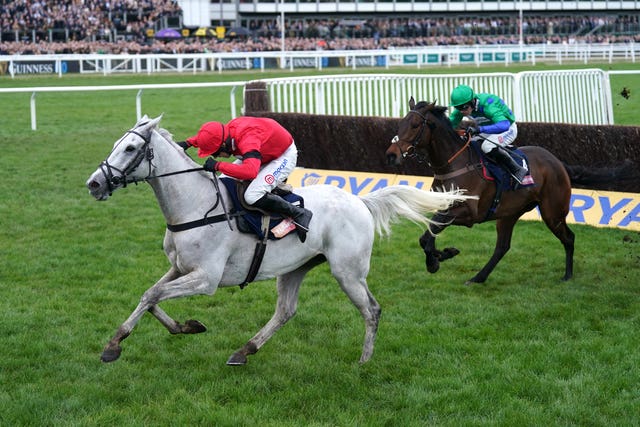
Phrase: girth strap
[
  {"left": 166, "top": 211, "right": 271, "bottom": 290},
  {"left": 483, "top": 186, "right": 503, "bottom": 222},
  {"left": 240, "top": 216, "right": 271, "bottom": 289},
  {"left": 166, "top": 212, "right": 243, "bottom": 233},
  {"left": 433, "top": 164, "right": 479, "bottom": 181}
]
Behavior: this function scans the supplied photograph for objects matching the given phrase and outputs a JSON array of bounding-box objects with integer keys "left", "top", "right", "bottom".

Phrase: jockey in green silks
[{"left": 449, "top": 84, "right": 528, "bottom": 184}]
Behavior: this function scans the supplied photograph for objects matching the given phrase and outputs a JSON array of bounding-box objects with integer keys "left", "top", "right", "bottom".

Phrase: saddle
[
  {"left": 220, "top": 178, "right": 305, "bottom": 240},
  {"left": 218, "top": 178, "right": 307, "bottom": 289},
  {"left": 468, "top": 141, "right": 535, "bottom": 221},
  {"left": 470, "top": 142, "right": 535, "bottom": 192}
]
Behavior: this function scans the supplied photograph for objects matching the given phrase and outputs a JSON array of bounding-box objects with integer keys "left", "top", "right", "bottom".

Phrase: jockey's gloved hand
[
  {"left": 467, "top": 126, "right": 480, "bottom": 136},
  {"left": 203, "top": 157, "right": 218, "bottom": 172},
  {"left": 176, "top": 141, "right": 190, "bottom": 150}
]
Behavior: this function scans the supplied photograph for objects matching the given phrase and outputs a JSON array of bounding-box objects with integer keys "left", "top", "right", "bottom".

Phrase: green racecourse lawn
[{"left": 1, "top": 63, "right": 639, "bottom": 425}]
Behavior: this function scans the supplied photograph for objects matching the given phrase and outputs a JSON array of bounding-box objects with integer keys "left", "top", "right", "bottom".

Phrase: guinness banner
[{"left": 0, "top": 60, "right": 81, "bottom": 75}]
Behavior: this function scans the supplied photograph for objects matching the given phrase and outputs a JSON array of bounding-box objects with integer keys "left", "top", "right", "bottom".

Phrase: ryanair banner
[{"left": 289, "top": 168, "right": 640, "bottom": 231}]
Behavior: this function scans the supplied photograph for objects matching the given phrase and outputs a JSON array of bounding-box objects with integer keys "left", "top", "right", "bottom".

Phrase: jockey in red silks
[{"left": 180, "top": 116, "right": 313, "bottom": 242}]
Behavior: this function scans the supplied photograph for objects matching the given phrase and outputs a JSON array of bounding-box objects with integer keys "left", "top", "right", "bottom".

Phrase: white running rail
[{"left": 257, "top": 69, "right": 613, "bottom": 124}]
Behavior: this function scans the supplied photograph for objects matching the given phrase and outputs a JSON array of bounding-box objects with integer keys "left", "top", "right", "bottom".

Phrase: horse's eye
[{"left": 125, "top": 145, "right": 136, "bottom": 152}]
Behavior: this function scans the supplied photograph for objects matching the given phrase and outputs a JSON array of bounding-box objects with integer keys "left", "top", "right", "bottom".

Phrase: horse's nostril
[
  {"left": 89, "top": 180, "right": 100, "bottom": 189},
  {"left": 386, "top": 154, "right": 397, "bottom": 165}
]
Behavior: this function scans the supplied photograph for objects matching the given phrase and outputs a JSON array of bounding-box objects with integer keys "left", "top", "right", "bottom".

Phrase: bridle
[
  {"left": 98, "top": 129, "right": 154, "bottom": 195},
  {"left": 392, "top": 106, "right": 473, "bottom": 169},
  {"left": 95, "top": 126, "right": 233, "bottom": 230},
  {"left": 97, "top": 128, "right": 203, "bottom": 196},
  {"left": 391, "top": 108, "right": 429, "bottom": 162}
]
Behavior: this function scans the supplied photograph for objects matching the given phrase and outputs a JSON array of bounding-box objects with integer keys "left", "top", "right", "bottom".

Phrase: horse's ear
[
  {"left": 409, "top": 97, "right": 416, "bottom": 110},
  {"left": 146, "top": 115, "right": 162, "bottom": 129},
  {"left": 136, "top": 115, "right": 162, "bottom": 133}
]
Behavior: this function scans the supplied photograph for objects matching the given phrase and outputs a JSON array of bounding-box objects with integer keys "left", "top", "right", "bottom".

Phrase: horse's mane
[
  {"left": 414, "top": 101, "right": 461, "bottom": 141},
  {"left": 156, "top": 127, "right": 174, "bottom": 142}
]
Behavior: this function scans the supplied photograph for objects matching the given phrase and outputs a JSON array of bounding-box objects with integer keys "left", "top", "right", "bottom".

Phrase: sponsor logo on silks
[
  {"left": 264, "top": 174, "right": 275, "bottom": 184},
  {"left": 271, "top": 158, "right": 288, "bottom": 179},
  {"left": 498, "top": 135, "right": 504, "bottom": 144}
]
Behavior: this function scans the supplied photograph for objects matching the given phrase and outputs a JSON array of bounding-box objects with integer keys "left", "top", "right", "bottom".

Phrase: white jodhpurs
[
  {"left": 244, "top": 143, "right": 298, "bottom": 205},
  {"left": 478, "top": 122, "right": 518, "bottom": 153}
]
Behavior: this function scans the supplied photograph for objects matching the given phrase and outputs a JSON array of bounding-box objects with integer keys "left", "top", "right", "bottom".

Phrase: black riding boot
[
  {"left": 252, "top": 193, "right": 313, "bottom": 242},
  {"left": 486, "top": 147, "right": 528, "bottom": 184}
]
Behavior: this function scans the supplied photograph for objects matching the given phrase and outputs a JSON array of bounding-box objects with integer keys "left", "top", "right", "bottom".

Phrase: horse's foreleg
[
  {"left": 101, "top": 268, "right": 213, "bottom": 363},
  {"left": 139, "top": 268, "right": 208, "bottom": 334},
  {"left": 227, "top": 268, "right": 307, "bottom": 366},
  {"left": 467, "top": 216, "right": 517, "bottom": 285},
  {"left": 419, "top": 212, "right": 456, "bottom": 273},
  {"left": 148, "top": 305, "right": 207, "bottom": 335}
]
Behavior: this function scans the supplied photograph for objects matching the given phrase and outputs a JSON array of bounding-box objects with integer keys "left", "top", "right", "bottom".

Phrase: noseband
[{"left": 98, "top": 129, "right": 154, "bottom": 195}]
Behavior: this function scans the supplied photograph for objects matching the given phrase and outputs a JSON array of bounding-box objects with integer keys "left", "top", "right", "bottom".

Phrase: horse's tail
[
  {"left": 563, "top": 159, "right": 637, "bottom": 188},
  {"left": 359, "top": 186, "right": 474, "bottom": 237}
]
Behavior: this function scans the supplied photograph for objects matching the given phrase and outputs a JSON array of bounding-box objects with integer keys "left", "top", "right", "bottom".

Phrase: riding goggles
[{"left": 454, "top": 103, "right": 473, "bottom": 111}]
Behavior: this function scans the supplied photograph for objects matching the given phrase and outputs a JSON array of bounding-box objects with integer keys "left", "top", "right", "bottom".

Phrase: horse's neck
[
  {"left": 430, "top": 129, "right": 477, "bottom": 174},
  {"left": 147, "top": 132, "right": 223, "bottom": 225}
]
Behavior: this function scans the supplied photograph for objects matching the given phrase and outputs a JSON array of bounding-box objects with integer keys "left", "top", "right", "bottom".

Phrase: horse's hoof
[
  {"left": 441, "top": 247, "right": 461, "bottom": 261},
  {"left": 464, "top": 278, "right": 484, "bottom": 286},
  {"left": 426, "top": 260, "right": 440, "bottom": 273},
  {"left": 226, "top": 352, "right": 247, "bottom": 366},
  {"left": 101, "top": 346, "right": 122, "bottom": 363},
  {"left": 182, "top": 319, "right": 207, "bottom": 334}
]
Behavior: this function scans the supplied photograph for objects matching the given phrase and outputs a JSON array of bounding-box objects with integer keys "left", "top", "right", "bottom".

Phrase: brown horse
[{"left": 385, "top": 98, "right": 576, "bottom": 285}]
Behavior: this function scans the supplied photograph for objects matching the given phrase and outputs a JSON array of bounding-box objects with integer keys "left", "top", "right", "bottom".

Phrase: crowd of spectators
[
  {"left": 1, "top": 0, "right": 181, "bottom": 42},
  {"left": 1, "top": 0, "right": 639, "bottom": 55}
]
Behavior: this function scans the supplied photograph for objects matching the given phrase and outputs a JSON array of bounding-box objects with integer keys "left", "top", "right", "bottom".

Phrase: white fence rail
[
  {"left": 0, "top": 82, "right": 245, "bottom": 130},
  {"left": 0, "top": 69, "right": 632, "bottom": 129},
  {"left": 259, "top": 69, "right": 613, "bottom": 125},
  {"left": 0, "top": 43, "right": 636, "bottom": 77}
]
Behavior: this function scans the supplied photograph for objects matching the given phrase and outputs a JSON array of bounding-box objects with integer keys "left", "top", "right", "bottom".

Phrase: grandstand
[
  {"left": 1, "top": 0, "right": 639, "bottom": 52},
  {"left": 187, "top": 0, "right": 640, "bottom": 31}
]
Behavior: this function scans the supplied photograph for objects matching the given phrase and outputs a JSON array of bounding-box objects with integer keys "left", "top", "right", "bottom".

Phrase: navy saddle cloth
[
  {"left": 220, "top": 178, "right": 304, "bottom": 240},
  {"left": 471, "top": 142, "right": 535, "bottom": 191}
]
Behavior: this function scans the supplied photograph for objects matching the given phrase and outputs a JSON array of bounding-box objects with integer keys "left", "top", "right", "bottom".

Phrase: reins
[
  {"left": 447, "top": 131, "right": 472, "bottom": 165},
  {"left": 145, "top": 167, "right": 205, "bottom": 180},
  {"left": 398, "top": 105, "right": 478, "bottom": 175},
  {"left": 99, "top": 127, "right": 207, "bottom": 189},
  {"left": 97, "top": 127, "right": 235, "bottom": 231}
]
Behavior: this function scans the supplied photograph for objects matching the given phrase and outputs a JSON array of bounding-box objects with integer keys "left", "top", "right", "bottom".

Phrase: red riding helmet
[{"left": 186, "top": 121, "right": 226, "bottom": 157}]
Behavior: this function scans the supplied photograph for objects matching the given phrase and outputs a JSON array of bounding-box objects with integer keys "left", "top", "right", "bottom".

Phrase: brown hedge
[{"left": 246, "top": 111, "right": 640, "bottom": 193}]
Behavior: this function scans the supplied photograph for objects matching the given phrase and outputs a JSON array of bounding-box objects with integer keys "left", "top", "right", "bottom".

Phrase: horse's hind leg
[
  {"left": 341, "top": 278, "right": 381, "bottom": 364},
  {"left": 330, "top": 261, "right": 381, "bottom": 364},
  {"left": 467, "top": 216, "right": 518, "bottom": 285},
  {"left": 227, "top": 267, "right": 309, "bottom": 366},
  {"left": 541, "top": 213, "right": 575, "bottom": 281}
]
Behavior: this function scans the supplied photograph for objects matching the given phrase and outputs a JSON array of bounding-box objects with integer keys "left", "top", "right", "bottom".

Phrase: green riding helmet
[{"left": 450, "top": 85, "right": 475, "bottom": 107}]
